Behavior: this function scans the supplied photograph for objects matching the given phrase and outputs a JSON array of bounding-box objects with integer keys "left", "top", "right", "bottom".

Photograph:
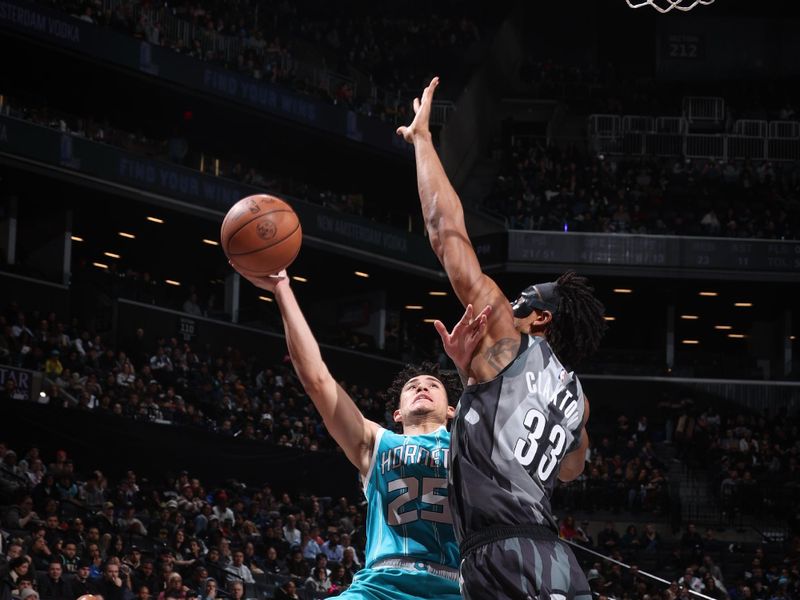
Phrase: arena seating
[{"left": 482, "top": 137, "right": 799, "bottom": 239}]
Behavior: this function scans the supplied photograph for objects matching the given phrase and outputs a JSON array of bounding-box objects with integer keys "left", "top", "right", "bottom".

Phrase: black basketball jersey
[{"left": 449, "top": 334, "right": 586, "bottom": 541}]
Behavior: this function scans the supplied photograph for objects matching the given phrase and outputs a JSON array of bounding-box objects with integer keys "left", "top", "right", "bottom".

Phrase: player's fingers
[
  {"left": 475, "top": 304, "right": 492, "bottom": 320},
  {"left": 433, "top": 320, "right": 449, "bottom": 341},
  {"left": 413, "top": 97, "right": 421, "bottom": 113},
  {"left": 463, "top": 303, "right": 474, "bottom": 325}
]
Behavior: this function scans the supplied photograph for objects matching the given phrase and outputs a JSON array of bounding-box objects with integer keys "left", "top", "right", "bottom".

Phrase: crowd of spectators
[
  {"left": 0, "top": 94, "right": 367, "bottom": 221},
  {"left": 671, "top": 403, "right": 800, "bottom": 526},
  {"left": 555, "top": 414, "right": 670, "bottom": 517},
  {"left": 3, "top": 438, "right": 797, "bottom": 600},
  {"left": 0, "top": 442, "right": 368, "bottom": 600},
  {"left": 43, "top": 0, "right": 487, "bottom": 122},
  {"left": 568, "top": 519, "right": 800, "bottom": 600},
  {"left": 483, "top": 139, "right": 800, "bottom": 239},
  {"left": 0, "top": 301, "right": 396, "bottom": 452}
]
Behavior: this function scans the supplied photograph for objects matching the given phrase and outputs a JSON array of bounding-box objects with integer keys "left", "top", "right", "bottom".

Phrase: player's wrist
[{"left": 411, "top": 129, "right": 432, "bottom": 143}]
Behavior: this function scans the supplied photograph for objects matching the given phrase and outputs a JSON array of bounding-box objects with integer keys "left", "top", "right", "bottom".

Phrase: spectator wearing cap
[
  {"left": 39, "top": 560, "right": 73, "bottom": 600},
  {"left": 211, "top": 493, "right": 234, "bottom": 526},
  {"left": 72, "top": 560, "right": 94, "bottom": 597},
  {"left": 224, "top": 551, "right": 253, "bottom": 585},
  {"left": 18, "top": 588, "right": 39, "bottom": 600}
]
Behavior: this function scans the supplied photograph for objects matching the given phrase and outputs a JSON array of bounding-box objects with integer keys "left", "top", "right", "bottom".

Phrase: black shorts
[{"left": 459, "top": 526, "right": 593, "bottom": 600}]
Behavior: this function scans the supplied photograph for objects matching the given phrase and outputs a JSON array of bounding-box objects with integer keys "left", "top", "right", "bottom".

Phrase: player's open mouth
[{"left": 413, "top": 393, "right": 432, "bottom": 403}]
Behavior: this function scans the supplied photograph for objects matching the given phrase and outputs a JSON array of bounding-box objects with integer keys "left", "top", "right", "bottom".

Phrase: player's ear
[
  {"left": 392, "top": 408, "right": 403, "bottom": 423},
  {"left": 446, "top": 405, "right": 455, "bottom": 420}
]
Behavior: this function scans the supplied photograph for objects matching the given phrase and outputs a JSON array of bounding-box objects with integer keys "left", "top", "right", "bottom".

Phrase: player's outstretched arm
[
  {"left": 237, "top": 269, "right": 378, "bottom": 475},
  {"left": 398, "top": 78, "right": 519, "bottom": 380}
]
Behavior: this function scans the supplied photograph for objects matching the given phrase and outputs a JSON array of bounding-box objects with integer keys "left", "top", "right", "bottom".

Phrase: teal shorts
[{"left": 340, "top": 567, "right": 461, "bottom": 600}]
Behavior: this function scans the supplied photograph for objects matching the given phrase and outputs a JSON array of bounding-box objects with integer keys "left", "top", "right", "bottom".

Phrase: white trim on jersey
[{"left": 361, "top": 427, "right": 386, "bottom": 496}]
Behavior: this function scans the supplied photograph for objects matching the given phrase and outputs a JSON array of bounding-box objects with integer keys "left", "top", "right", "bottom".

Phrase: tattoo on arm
[
  {"left": 483, "top": 337, "right": 520, "bottom": 373},
  {"left": 456, "top": 366, "right": 469, "bottom": 388}
]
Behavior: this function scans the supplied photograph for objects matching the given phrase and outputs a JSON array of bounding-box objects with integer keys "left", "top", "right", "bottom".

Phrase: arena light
[
  {"left": 699, "top": 291, "right": 718, "bottom": 297},
  {"left": 613, "top": 288, "right": 633, "bottom": 294},
  {"left": 92, "top": 262, "right": 108, "bottom": 270},
  {"left": 728, "top": 333, "right": 747, "bottom": 339},
  {"left": 714, "top": 325, "right": 732, "bottom": 330},
  {"left": 681, "top": 339, "right": 700, "bottom": 345},
  {"left": 202, "top": 239, "right": 219, "bottom": 246},
  {"left": 603, "top": 316, "right": 616, "bottom": 321},
  {"left": 423, "top": 318, "right": 437, "bottom": 323},
  {"left": 354, "top": 271, "right": 370, "bottom": 278},
  {"left": 428, "top": 291, "right": 448, "bottom": 296},
  {"left": 71, "top": 235, "right": 84, "bottom": 242},
  {"left": 118, "top": 232, "right": 136, "bottom": 239},
  {"left": 734, "top": 302, "right": 753, "bottom": 307},
  {"left": 104, "top": 252, "right": 121, "bottom": 259},
  {"left": 147, "top": 216, "right": 165, "bottom": 224},
  {"left": 405, "top": 305, "right": 423, "bottom": 310},
  {"left": 258, "top": 295, "right": 273, "bottom": 303},
  {"left": 292, "top": 276, "right": 308, "bottom": 283},
  {"left": 790, "top": 335, "right": 797, "bottom": 341},
  {"left": 165, "top": 279, "right": 181, "bottom": 286},
  {"left": 680, "top": 315, "right": 699, "bottom": 320}
]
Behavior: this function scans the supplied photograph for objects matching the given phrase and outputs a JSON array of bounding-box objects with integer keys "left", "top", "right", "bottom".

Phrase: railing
[
  {"left": 682, "top": 95, "right": 725, "bottom": 123},
  {"left": 589, "top": 113, "right": 800, "bottom": 161}
]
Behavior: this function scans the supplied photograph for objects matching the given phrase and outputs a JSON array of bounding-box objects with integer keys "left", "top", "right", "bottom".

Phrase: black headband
[{"left": 510, "top": 281, "right": 560, "bottom": 318}]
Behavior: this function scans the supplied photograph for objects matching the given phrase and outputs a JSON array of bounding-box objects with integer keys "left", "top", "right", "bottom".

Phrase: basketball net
[{"left": 625, "top": 0, "right": 714, "bottom": 13}]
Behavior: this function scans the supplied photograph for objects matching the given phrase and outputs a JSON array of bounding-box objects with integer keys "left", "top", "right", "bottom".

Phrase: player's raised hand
[
  {"left": 434, "top": 303, "right": 492, "bottom": 375},
  {"left": 233, "top": 264, "right": 289, "bottom": 294},
  {"left": 396, "top": 76, "right": 440, "bottom": 144}
]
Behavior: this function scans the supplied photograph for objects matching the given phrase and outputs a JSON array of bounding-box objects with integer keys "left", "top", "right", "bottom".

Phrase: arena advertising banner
[
  {"left": 0, "top": 365, "right": 39, "bottom": 401},
  {"left": 506, "top": 231, "right": 800, "bottom": 279},
  {"left": 0, "top": 0, "right": 411, "bottom": 158},
  {"left": 0, "top": 114, "right": 440, "bottom": 271}
]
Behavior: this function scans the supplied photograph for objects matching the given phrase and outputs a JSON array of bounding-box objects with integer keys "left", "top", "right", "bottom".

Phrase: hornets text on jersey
[
  {"left": 449, "top": 334, "right": 586, "bottom": 542},
  {"left": 361, "top": 426, "right": 459, "bottom": 570}
]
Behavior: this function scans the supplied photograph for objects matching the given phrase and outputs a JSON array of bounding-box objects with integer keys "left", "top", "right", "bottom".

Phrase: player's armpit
[{"left": 482, "top": 336, "right": 522, "bottom": 373}]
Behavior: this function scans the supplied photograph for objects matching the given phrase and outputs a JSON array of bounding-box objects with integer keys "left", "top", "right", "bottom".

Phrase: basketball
[{"left": 220, "top": 194, "right": 302, "bottom": 276}]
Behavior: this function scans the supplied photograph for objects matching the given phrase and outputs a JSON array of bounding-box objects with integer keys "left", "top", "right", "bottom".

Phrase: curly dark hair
[
  {"left": 386, "top": 362, "right": 462, "bottom": 415},
  {"left": 546, "top": 271, "right": 607, "bottom": 368}
]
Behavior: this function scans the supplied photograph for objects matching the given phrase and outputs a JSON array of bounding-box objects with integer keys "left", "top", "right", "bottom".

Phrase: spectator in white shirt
[
  {"left": 282, "top": 515, "right": 301, "bottom": 547},
  {"left": 225, "top": 551, "right": 254, "bottom": 584}
]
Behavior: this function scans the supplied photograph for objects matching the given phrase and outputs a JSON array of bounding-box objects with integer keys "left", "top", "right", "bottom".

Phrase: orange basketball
[{"left": 220, "top": 194, "right": 302, "bottom": 276}]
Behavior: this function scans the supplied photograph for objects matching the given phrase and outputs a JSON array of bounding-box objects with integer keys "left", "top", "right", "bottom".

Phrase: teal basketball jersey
[{"left": 361, "top": 426, "right": 459, "bottom": 570}]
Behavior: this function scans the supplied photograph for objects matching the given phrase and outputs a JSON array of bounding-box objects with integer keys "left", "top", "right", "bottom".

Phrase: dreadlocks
[
  {"left": 386, "top": 361, "right": 462, "bottom": 412},
  {"left": 547, "top": 271, "right": 607, "bottom": 368}
]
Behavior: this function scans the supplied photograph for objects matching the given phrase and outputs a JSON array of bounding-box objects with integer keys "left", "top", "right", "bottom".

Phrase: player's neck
[{"left": 401, "top": 417, "right": 445, "bottom": 436}]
